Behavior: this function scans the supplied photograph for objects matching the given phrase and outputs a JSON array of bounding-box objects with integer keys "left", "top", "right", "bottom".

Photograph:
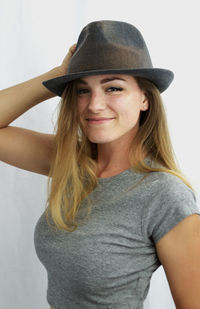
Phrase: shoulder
[
  {"left": 144, "top": 171, "right": 196, "bottom": 199},
  {"left": 143, "top": 170, "right": 198, "bottom": 215},
  {"left": 141, "top": 171, "right": 200, "bottom": 243},
  {"left": 145, "top": 169, "right": 186, "bottom": 185}
]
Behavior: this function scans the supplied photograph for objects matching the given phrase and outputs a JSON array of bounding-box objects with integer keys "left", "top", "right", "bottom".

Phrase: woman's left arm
[{"left": 155, "top": 214, "right": 200, "bottom": 309}]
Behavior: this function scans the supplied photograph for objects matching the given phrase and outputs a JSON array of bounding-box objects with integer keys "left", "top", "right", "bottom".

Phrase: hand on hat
[{"left": 58, "top": 44, "right": 77, "bottom": 75}]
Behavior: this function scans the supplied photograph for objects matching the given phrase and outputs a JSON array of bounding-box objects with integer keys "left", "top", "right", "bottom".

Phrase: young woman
[{"left": 1, "top": 20, "right": 200, "bottom": 309}]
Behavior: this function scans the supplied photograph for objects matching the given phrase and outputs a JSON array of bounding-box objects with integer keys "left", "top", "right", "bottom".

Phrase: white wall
[{"left": 0, "top": 0, "right": 199, "bottom": 308}]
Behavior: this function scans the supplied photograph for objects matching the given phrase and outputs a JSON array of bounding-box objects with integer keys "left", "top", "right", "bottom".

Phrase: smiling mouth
[{"left": 86, "top": 118, "right": 115, "bottom": 124}]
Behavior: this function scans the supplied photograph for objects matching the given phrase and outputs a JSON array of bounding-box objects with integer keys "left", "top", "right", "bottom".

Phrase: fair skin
[{"left": 76, "top": 74, "right": 148, "bottom": 177}]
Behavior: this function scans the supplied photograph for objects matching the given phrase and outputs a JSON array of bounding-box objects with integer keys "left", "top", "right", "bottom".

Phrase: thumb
[{"left": 60, "top": 43, "right": 77, "bottom": 74}]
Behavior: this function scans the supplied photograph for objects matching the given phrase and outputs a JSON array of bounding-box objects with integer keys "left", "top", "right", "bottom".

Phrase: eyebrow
[{"left": 77, "top": 76, "right": 127, "bottom": 85}]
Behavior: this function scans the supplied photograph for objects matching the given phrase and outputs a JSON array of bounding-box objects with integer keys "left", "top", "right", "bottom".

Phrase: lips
[
  {"left": 85, "top": 117, "right": 115, "bottom": 125},
  {"left": 86, "top": 117, "right": 115, "bottom": 121}
]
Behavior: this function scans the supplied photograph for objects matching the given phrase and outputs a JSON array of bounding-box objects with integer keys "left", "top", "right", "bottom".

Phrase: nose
[{"left": 87, "top": 92, "right": 106, "bottom": 113}]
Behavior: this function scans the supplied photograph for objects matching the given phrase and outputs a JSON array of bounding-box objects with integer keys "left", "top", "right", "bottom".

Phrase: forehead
[{"left": 76, "top": 74, "right": 137, "bottom": 85}]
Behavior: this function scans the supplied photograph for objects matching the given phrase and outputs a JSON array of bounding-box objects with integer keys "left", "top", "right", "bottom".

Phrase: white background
[{"left": 0, "top": 0, "right": 199, "bottom": 308}]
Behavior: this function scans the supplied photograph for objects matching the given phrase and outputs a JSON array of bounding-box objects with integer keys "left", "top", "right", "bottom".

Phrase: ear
[{"left": 141, "top": 93, "right": 149, "bottom": 111}]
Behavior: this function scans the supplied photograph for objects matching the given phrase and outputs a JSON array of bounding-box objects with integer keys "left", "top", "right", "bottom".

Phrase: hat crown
[
  {"left": 42, "top": 20, "right": 174, "bottom": 96},
  {"left": 67, "top": 20, "right": 153, "bottom": 74}
]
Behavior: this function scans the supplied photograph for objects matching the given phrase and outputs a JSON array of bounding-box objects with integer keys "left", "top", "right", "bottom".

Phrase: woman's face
[{"left": 76, "top": 74, "right": 148, "bottom": 145}]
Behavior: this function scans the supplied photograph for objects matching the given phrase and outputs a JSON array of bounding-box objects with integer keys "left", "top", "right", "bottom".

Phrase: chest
[{"left": 34, "top": 191, "right": 158, "bottom": 286}]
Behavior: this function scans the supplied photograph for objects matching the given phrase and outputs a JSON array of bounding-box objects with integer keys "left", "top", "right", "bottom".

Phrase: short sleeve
[{"left": 141, "top": 172, "right": 200, "bottom": 244}]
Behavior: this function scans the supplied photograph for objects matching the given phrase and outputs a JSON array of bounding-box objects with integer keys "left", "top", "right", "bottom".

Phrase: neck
[{"left": 95, "top": 138, "right": 134, "bottom": 177}]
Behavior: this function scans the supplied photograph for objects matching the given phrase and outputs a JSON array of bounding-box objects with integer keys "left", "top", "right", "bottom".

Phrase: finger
[{"left": 69, "top": 44, "right": 77, "bottom": 54}]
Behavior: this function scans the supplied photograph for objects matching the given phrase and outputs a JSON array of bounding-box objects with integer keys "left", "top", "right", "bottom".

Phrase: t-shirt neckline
[
  {"left": 98, "top": 168, "right": 133, "bottom": 183},
  {"left": 97, "top": 156, "right": 152, "bottom": 183}
]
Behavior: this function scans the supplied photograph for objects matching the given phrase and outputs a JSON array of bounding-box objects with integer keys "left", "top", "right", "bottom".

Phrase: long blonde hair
[{"left": 45, "top": 77, "right": 195, "bottom": 232}]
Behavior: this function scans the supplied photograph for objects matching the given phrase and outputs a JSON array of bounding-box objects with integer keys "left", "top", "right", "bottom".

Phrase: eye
[
  {"left": 77, "top": 88, "right": 89, "bottom": 95},
  {"left": 107, "top": 87, "right": 123, "bottom": 92},
  {"left": 76, "top": 87, "right": 123, "bottom": 95}
]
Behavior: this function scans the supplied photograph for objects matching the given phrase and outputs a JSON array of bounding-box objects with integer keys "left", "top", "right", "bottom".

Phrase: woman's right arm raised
[{"left": 0, "top": 44, "right": 76, "bottom": 176}]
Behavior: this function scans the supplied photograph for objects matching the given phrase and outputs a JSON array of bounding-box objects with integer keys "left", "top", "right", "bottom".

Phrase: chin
[
  {"left": 89, "top": 139, "right": 111, "bottom": 144},
  {"left": 87, "top": 135, "right": 114, "bottom": 144}
]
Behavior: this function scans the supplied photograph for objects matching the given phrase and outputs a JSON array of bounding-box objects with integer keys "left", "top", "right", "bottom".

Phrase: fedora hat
[{"left": 42, "top": 20, "right": 174, "bottom": 96}]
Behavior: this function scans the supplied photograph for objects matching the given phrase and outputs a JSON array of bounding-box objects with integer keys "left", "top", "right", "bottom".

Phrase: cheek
[
  {"left": 114, "top": 96, "right": 141, "bottom": 121},
  {"left": 121, "top": 111, "right": 140, "bottom": 128}
]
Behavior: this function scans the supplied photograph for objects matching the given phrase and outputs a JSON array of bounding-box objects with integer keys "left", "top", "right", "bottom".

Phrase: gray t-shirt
[{"left": 34, "top": 164, "right": 200, "bottom": 309}]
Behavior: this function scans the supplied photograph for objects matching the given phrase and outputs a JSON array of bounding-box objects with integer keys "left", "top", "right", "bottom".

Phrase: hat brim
[{"left": 42, "top": 68, "right": 174, "bottom": 97}]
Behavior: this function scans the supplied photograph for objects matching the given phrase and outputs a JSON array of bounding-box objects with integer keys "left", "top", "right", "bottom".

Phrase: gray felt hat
[{"left": 42, "top": 20, "right": 174, "bottom": 97}]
